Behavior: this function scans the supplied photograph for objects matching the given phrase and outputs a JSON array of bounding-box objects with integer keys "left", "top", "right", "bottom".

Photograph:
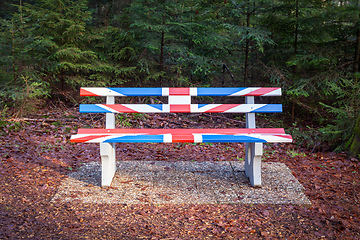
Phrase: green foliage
[
  {"left": 0, "top": 105, "right": 9, "bottom": 133},
  {"left": 0, "top": 0, "right": 360, "bottom": 156},
  {"left": 288, "top": 123, "right": 323, "bottom": 151},
  {"left": 24, "top": 0, "right": 109, "bottom": 88},
  {"left": 287, "top": 150, "right": 306, "bottom": 158},
  {"left": 0, "top": 2, "right": 50, "bottom": 111},
  {"left": 318, "top": 76, "right": 360, "bottom": 152}
]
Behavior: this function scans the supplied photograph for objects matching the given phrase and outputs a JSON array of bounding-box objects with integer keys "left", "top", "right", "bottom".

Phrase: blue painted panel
[
  {"left": 197, "top": 88, "right": 246, "bottom": 96},
  {"left": 148, "top": 104, "right": 163, "bottom": 111},
  {"left": 80, "top": 104, "right": 110, "bottom": 113},
  {"left": 108, "top": 88, "right": 162, "bottom": 96},
  {"left": 198, "top": 104, "right": 208, "bottom": 109},
  {"left": 251, "top": 104, "right": 282, "bottom": 113},
  {"left": 104, "top": 135, "right": 164, "bottom": 143},
  {"left": 202, "top": 135, "right": 267, "bottom": 143}
]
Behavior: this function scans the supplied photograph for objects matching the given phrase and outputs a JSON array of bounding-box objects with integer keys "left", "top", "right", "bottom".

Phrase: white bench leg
[
  {"left": 244, "top": 142, "right": 251, "bottom": 177},
  {"left": 100, "top": 142, "right": 116, "bottom": 187},
  {"left": 244, "top": 142, "right": 263, "bottom": 187}
]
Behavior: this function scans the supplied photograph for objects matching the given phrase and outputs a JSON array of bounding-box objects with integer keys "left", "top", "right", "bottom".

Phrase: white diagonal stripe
[
  {"left": 96, "top": 104, "right": 118, "bottom": 113},
  {"left": 260, "top": 135, "right": 292, "bottom": 143},
  {"left": 263, "top": 88, "right": 282, "bottom": 96},
  {"left": 82, "top": 88, "right": 125, "bottom": 96},
  {"left": 195, "top": 104, "right": 222, "bottom": 113},
  {"left": 223, "top": 104, "right": 266, "bottom": 113},
  {"left": 230, "top": 87, "right": 260, "bottom": 96},
  {"left": 122, "top": 104, "right": 163, "bottom": 113}
]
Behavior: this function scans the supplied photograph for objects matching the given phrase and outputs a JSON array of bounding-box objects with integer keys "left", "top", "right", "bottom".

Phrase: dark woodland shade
[{"left": 0, "top": 0, "right": 359, "bottom": 157}]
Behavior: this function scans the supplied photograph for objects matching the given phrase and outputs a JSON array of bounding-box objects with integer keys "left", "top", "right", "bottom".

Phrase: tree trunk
[
  {"left": 345, "top": 113, "right": 360, "bottom": 159},
  {"left": 159, "top": 14, "right": 165, "bottom": 86},
  {"left": 293, "top": 0, "right": 299, "bottom": 74},
  {"left": 244, "top": 5, "right": 251, "bottom": 87},
  {"left": 160, "top": 31, "right": 164, "bottom": 69},
  {"left": 354, "top": 7, "right": 360, "bottom": 73}
]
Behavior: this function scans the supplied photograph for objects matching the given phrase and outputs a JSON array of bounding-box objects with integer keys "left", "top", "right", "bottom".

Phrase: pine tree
[
  {"left": 258, "top": 0, "right": 338, "bottom": 118},
  {"left": 0, "top": 0, "right": 50, "bottom": 111},
  {"left": 21, "top": 0, "right": 132, "bottom": 91},
  {"left": 221, "top": 0, "right": 275, "bottom": 86},
  {"left": 123, "top": 0, "right": 233, "bottom": 86}
]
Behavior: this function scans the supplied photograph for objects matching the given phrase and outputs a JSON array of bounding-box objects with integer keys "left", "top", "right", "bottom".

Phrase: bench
[{"left": 70, "top": 87, "right": 292, "bottom": 187}]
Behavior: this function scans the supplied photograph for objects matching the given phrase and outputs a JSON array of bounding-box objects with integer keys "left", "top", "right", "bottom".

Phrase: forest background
[{"left": 0, "top": 0, "right": 359, "bottom": 158}]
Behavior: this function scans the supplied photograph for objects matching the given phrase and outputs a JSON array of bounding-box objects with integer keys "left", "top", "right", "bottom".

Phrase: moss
[{"left": 345, "top": 114, "right": 360, "bottom": 159}]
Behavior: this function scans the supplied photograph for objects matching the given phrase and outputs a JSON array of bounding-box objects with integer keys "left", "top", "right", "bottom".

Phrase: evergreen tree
[
  {"left": 0, "top": 1, "right": 49, "bottom": 111},
  {"left": 321, "top": 0, "right": 360, "bottom": 155},
  {"left": 124, "top": 0, "right": 232, "bottom": 86},
  {"left": 21, "top": 0, "right": 132, "bottom": 91},
  {"left": 221, "top": 0, "right": 274, "bottom": 86},
  {"left": 259, "top": 0, "right": 337, "bottom": 117}
]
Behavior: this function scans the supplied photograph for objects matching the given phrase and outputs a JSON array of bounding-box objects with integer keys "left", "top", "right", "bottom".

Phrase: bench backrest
[
  {"left": 80, "top": 87, "right": 282, "bottom": 112},
  {"left": 80, "top": 87, "right": 281, "bottom": 97},
  {"left": 79, "top": 87, "right": 283, "bottom": 130}
]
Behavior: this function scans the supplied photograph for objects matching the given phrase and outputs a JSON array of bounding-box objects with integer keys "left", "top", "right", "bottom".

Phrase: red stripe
[
  {"left": 170, "top": 105, "right": 191, "bottom": 113},
  {"left": 244, "top": 88, "right": 279, "bottom": 96},
  {"left": 172, "top": 134, "right": 195, "bottom": 143},
  {"left": 71, "top": 135, "right": 110, "bottom": 142},
  {"left": 274, "top": 135, "right": 293, "bottom": 140},
  {"left": 105, "top": 104, "right": 138, "bottom": 113},
  {"left": 76, "top": 128, "right": 286, "bottom": 135},
  {"left": 80, "top": 88, "right": 99, "bottom": 96},
  {"left": 169, "top": 88, "right": 190, "bottom": 95},
  {"left": 205, "top": 104, "right": 239, "bottom": 113}
]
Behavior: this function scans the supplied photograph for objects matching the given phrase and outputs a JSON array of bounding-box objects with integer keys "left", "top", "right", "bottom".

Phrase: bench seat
[{"left": 71, "top": 128, "right": 292, "bottom": 143}]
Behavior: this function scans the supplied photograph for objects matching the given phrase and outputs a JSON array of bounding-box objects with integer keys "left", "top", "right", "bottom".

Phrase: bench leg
[
  {"left": 244, "top": 142, "right": 263, "bottom": 187},
  {"left": 100, "top": 142, "right": 116, "bottom": 187}
]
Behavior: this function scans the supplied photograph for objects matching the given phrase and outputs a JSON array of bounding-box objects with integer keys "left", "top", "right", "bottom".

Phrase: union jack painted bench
[{"left": 71, "top": 87, "right": 292, "bottom": 187}]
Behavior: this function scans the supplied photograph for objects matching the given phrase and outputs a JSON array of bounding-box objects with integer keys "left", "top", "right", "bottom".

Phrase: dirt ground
[{"left": 0, "top": 108, "right": 359, "bottom": 239}]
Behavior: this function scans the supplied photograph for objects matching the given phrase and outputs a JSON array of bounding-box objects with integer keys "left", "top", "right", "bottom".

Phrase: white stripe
[
  {"left": 190, "top": 87, "right": 198, "bottom": 96},
  {"left": 122, "top": 104, "right": 163, "bottom": 113},
  {"left": 193, "top": 134, "right": 203, "bottom": 143},
  {"left": 263, "top": 88, "right": 282, "bottom": 96},
  {"left": 260, "top": 135, "right": 292, "bottom": 143},
  {"left": 162, "top": 104, "right": 170, "bottom": 113},
  {"left": 86, "top": 136, "right": 117, "bottom": 143},
  {"left": 82, "top": 87, "right": 125, "bottom": 96},
  {"left": 190, "top": 104, "right": 198, "bottom": 112},
  {"left": 97, "top": 104, "right": 118, "bottom": 113},
  {"left": 70, "top": 135, "right": 85, "bottom": 141},
  {"left": 162, "top": 87, "right": 169, "bottom": 96},
  {"left": 70, "top": 135, "right": 118, "bottom": 143},
  {"left": 223, "top": 104, "right": 265, "bottom": 113},
  {"left": 194, "top": 104, "right": 222, "bottom": 113},
  {"left": 169, "top": 96, "right": 191, "bottom": 105},
  {"left": 230, "top": 87, "right": 260, "bottom": 96},
  {"left": 233, "top": 134, "right": 262, "bottom": 138},
  {"left": 231, "top": 134, "right": 292, "bottom": 143},
  {"left": 163, "top": 134, "right": 172, "bottom": 143}
]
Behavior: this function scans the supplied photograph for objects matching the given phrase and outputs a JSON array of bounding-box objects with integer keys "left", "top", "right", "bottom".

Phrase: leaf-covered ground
[{"left": 0, "top": 108, "right": 359, "bottom": 239}]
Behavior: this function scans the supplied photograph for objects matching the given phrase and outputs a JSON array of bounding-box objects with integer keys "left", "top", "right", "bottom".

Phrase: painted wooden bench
[{"left": 70, "top": 87, "right": 292, "bottom": 187}]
